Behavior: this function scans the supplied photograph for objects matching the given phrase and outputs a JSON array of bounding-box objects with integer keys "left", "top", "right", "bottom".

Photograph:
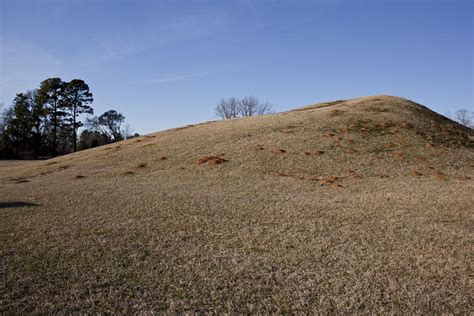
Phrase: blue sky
[{"left": 1, "top": 0, "right": 472, "bottom": 134}]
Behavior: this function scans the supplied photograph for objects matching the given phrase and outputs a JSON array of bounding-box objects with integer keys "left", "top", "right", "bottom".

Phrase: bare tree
[
  {"left": 86, "top": 110, "right": 126, "bottom": 143},
  {"left": 215, "top": 96, "right": 273, "bottom": 119},
  {"left": 239, "top": 96, "right": 273, "bottom": 117},
  {"left": 454, "top": 109, "right": 473, "bottom": 128},
  {"left": 215, "top": 97, "right": 240, "bottom": 119}
]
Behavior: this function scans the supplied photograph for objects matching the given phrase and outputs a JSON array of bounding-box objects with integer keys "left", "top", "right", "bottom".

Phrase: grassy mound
[{"left": 1, "top": 96, "right": 472, "bottom": 313}]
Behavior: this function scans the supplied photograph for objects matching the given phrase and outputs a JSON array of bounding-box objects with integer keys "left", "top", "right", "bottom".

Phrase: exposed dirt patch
[
  {"left": 431, "top": 169, "right": 448, "bottom": 181},
  {"left": 317, "top": 175, "right": 341, "bottom": 186},
  {"left": 271, "top": 148, "right": 286, "bottom": 155},
  {"left": 196, "top": 156, "right": 228, "bottom": 165},
  {"left": 347, "top": 170, "right": 362, "bottom": 180}
]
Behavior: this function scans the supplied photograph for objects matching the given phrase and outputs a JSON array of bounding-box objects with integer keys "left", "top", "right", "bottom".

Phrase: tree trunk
[
  {"left": 73, "top": 108, "right": 77, "bottom": 152},
  {"left": 52, "top": 102, "right": 57, "bottom": 157}
]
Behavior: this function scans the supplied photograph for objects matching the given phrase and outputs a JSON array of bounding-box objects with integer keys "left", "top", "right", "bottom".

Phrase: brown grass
[{"left": 0, "top": 95, "right": 472, "bottom": 313}]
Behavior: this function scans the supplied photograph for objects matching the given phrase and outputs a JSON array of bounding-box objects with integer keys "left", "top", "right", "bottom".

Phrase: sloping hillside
[{"left": 1, "top": 96, "right": 473, "bottom": 313}]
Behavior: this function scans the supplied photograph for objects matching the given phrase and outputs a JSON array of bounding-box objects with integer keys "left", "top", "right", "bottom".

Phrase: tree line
[
  {"left": 215, "top": 96, "right": 273, "bottom": 119},
  {"left": 0, "top": 78, "right": 135, "bottom": 159}
]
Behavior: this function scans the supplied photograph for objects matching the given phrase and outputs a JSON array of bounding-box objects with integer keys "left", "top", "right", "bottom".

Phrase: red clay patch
[
  {"left": 196, "top": 156, "right": 228, "bottom": 165},
  {"left": 347, "top": 170, "right": 362, "bottom": 179},
  {"left": 271, "top": 148, "right": 286, "bottom": 155},
  {"left": 432, "top": 170, "right": 448, "bottom": 181},
  {"left": 313, "top": 149, "right": 324, "bottom": 156},
  {"left": 330, "top": 182, "right": 343, "bottom": 189},
  {"left": 318, "top": 176, "right": 340, "bottom": 186}
]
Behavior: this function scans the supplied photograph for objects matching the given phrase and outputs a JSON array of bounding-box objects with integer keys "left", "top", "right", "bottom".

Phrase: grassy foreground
[{"left": 1, "top": 96, "right": 473, "bottom": 313}]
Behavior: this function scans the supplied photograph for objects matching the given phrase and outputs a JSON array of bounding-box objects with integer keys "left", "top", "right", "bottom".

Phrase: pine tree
[
  {"left": 63, "top": 79, "right": 94, "bottom": 152},
  {"left": 35, "top": 78, "right": 66, "bottom": 156},
  {"left": 4, "top": 93, "right": 34, "bottom": 157}
]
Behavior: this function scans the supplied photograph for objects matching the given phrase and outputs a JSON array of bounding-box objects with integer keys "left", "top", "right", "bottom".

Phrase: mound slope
[{"left": 1, "top": 96, "right": 473, "bottom": 313}]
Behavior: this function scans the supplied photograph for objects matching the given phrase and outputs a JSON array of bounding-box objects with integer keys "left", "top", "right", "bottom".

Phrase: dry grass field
[{"left": 1, "top": 96, "right": 473, "bottom": 313}]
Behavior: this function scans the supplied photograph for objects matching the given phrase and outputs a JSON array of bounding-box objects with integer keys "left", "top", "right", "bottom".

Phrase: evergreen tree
[
  {"left": 63, "top": 79, "right": 94, "bottom": 152},
  {"left": 4, "top": 93, "right": 34, "bottom": 157},
  {"left": 35, "top": 78, "right": 66, "bottom": 156}
]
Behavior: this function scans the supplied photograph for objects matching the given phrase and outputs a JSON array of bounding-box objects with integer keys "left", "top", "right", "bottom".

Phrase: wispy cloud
[
  {"left": 126, "top": 70, "right": 215, "bottom": 86},
  {"left": 124, "top": 62, "right": 242, "bottom": 86},
  {"left": 0, "top": 39, "right": 64, "bottom": 103}
]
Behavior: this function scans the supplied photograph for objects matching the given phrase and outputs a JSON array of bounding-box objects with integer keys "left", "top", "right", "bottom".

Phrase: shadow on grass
[{"left": 0, "top": 201, "right": 40, "bottom": 209}]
